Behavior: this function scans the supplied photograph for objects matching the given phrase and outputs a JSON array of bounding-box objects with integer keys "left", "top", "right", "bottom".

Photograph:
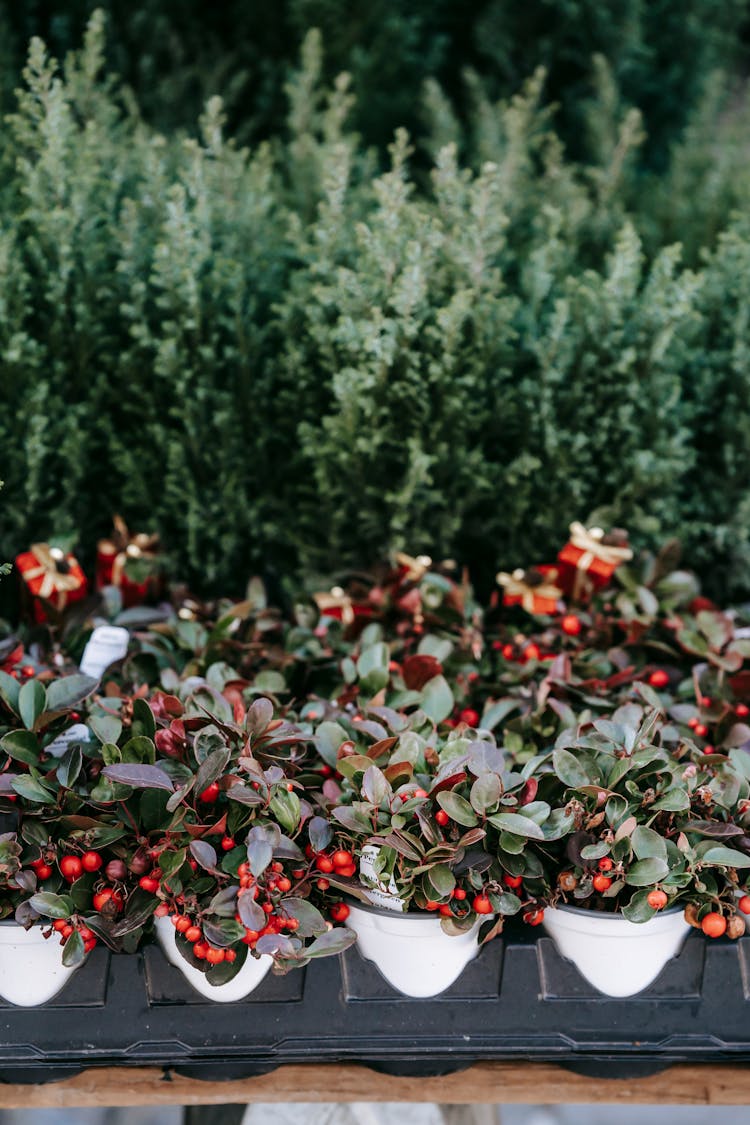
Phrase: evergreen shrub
[{"left": 1, "top": 15, "right": 750, "bottom": 602}]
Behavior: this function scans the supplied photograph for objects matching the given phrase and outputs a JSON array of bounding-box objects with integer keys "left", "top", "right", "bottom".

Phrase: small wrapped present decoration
[
  {"left": 313, "top": 586, "right": 373, "bottom": 626},
  {"left": 497, "top": 566, "right": 563, "bottom": 616},
  {"left": 96, "top": 516, "right": 163, "bottom": 608},
  {"left": 557, "top": 521, "right": 632, "bottom": 602},
  {"left": 15, "top": 543, "right": 88, "bottom": 624}
]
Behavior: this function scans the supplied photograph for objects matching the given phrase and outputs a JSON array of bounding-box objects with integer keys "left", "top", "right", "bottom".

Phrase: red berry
[
  {"left": 700, "top": 697, "right": 712, "bottom": 708},
  {"left": 225, "top": 949, "right": 237, "bottom": 963},
  {"left": 523, "top": 909, "right": 544, "bottom": 926},
  {"left": 60, "top": 856, "right": 83, "bottom": 882},
  {"left": 330, "top": 903, "right": 350, "bottom": 922},
  {"left": 53, "top": 919, "right": 68, "bottom": 932},
  {"left": 472, "top": 894, "right": 493, "bottom": 915},
  {"left": 220, "top": 836, "right": 236, "bottom": 851},
  {"left": 561, "top": 614, "right": 581, "bottom": 637},
  {"left": 649, "top": 670, "right": 670, "bottom": 689},
  {"left": 435, "top": 809, "right": 450, "bottom": 826},
  {"left": 198, "top": 782, "right": 220, "bottom": 803},
  {"left": 315, "top": 855, "right": 334, "bottom": 873},
  {"left": 413, "top": 789, "right": 428, "bottom": 798},
  {"left": 139, "top": 876, "right": 160, "bottom": 894},
  {"left": 736, "top": 704, "right": 750, "bottom": 718},
  {"left": 694, "top": 723, "right": 709, "bottom": 739},
  {"left": 36, "top": 864, "right": 53, "bottom": 881},
  {"left": 438, "top": 904, "right": 453, "bottom": 916},
  {"left": 739, "top": 895, "right": 750, "bottom": 915},
  {"left": 93, "top": 887, "right": 123, "bottom": 913},
  {"left": 688, "top": 716, "right": 699, "bottom": 729},
  {"left": 20, "top": 665, "right": 35, "bottom": 678},
  {"left": 524, "top": 644, "right": 541, "bottom": 662},
  {"left": 185, "top": 925, "right": 202, "bottom": 943},
  {"left": 592, "top": 874, "right": 612, "bottom": 893},
  {"left": 192, "top": 941, "right": 208, "bottom": 959},
  {"left": 598, "top": 857, "right": 614, "bottom": 872},
  {"left": 502, "top": 873, "right": 522, "bottom": 889},
  {"left": 174, "top": 915, "right": 191, "bottom": 932},
  {"left": 332, "top": 850, "right": 353, "bottom": 869},
  {"left": 81, "top": 851, "right": 103, "bottom": 873},
  {"left": 459, "top": 708, "right": 480, "bottom": 727},
  {"left": 703, "top": 745, "right": 715, "bottom": 755},
  {"left": 453, "top": 888, "right": 467, "bottom": 900},
  {"left": 316, "top": 878, "right": 330, "bottom": 891},
  {"left": 424, "top": 900, "right": 439, "bottom": 911},
  {"left": 501, "top": 644, "right": 515, "bottom": 660},
  {"left": 647, "top": 889, "right": 668, "bottom": 910},
  {"left": 701, "top": 912, "right": 727, "bottom": 938},
  {"left": 155, "top": 903, "right": 169, "bottom": 917}
]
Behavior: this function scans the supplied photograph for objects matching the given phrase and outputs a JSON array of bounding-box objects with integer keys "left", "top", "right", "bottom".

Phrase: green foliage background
[{"left": 1, "top": 6, "right": 750, "bottom": 602}]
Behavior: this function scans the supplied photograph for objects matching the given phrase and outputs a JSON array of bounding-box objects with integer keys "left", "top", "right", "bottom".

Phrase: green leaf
[
  {"left": 427, "top": 863, "right": 456, "bottom": 899},
  {"left": 193, "top": 747, "right": 230, "bottom": 798},
  {"left": 61, "top": 929, "right": 86, "bottom": 968},
  {"left": 28, "top": 892, "right": 72, "bottom": 919},
  {"left": 631, "top": 826, "right": 667, "bottom": 862},
  {"left": 552, "top": 748, "right": 591, "bottom": 788},
  {"left": 12, "top": 775, "right": 56, "bottom": 804},
  {"left": 56, "top": 744, "right": 82, "bottom": 789},
  {"left": 625, "top": 858, "right": 670, "bottom": 886},
  {"left": 488, "top": 812, "right": 545, "bottom": 840},
  {"left": 357, "top": 643, "right": 390, "bottom": 694},
  {"left": 89, "top": 712, "right": 123, "bottom": 745},
  {"left": 269, "top": 788, "right": 301, "bottom": 834},
  {"left": 46, "top": 675, "right": 98, "bottom": 712},
  {"left": 120, "top": 735, "right": 156, "bottom": 764},
  {"left": 0, "top": 729, "right": 40, "bottom": 766},
  {"left": 702, "top": 846, "right": 750, "bottom": 868},
  {"left": 19, "top": 680, "right": 46, "bottom": 730},
  {"left": 0, "top": 670, "right": 20, "bottom": 714},
  {"left": 480, "top": 699, "right": 520, "bottom": 732},
  {"left": 420, "top": 675, "right": 454, "bottom": 724},
  {"left": 436, "top": 791, "right": 478, "bottom": 827},
  {"left": 130, "top": 697, "right": 156, "bottom": 739},
  {"left": 470, "top": 773, "right": 502, "bottom": 813},
  {"left": 314, "top": 721, "right": 348, "bottom": 767},
  {"left": 621, "top": 888, "right": 658, "bottom": 923}
]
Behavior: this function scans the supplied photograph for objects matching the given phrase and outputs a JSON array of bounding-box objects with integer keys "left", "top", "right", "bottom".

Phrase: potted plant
[
  {"left": 514, "top": 689, "right": 750, "bottom": 996},
  {"left": 95, "top": 688, "right": 355, "bottom": 1001},
  {"left": 313, "top": 716, "right": 553, "bottom": 997}
]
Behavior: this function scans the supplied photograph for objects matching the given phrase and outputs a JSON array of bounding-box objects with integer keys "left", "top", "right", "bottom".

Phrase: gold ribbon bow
[
  {"left": 567, "top": 522, "right": 632, "bottom": 599},
  {"left": 313, "top": 587, "right": 354, "bottom": 626},
  {"left": 496, "top": 568, "right": 563, "bottom": 613},
  {"left": 99, "top": 516, "right": 160, "bottom": 587},
  {"left": 394, "top": 552, "right": 433, "bottom": 584},
  {"left": 24, "top": 544, "right": 82, "bottom": 608}
]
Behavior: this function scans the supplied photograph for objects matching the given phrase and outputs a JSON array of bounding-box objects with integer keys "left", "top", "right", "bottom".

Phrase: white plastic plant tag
[
  {"left": 79, "top": 626, "right": 129, "bottom": 679},
  {"left": 45, "top": 724, "right": 91, "bottom": 759},
  {"left": 359, "top": 844, "right": 405, "bottom": 912}
]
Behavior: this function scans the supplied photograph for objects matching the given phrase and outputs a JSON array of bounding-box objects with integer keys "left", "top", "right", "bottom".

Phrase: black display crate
[{"left": 1, "top": 922, "right": 749, "bottom": 1084}]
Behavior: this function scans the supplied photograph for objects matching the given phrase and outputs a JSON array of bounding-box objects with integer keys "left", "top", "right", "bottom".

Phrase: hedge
[{"left": 1, "top": 14, "right": 750, "bottom": 607}]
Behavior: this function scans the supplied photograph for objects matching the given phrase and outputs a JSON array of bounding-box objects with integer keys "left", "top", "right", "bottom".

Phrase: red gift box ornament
[
  {"left": 96, "top": 516, "right": 162, "bottom": 607},
  {"left": 313, "top": 586, "right": 355, "bottom": 626},
  {"left": 557, "top": 522, "right": 633, "bottom": 601},
  {"left": 15, "top": 543, "right": 88, "bottom": 623},
  {"left": 497, "top": 567, "right": 563, "bottom": 616}
]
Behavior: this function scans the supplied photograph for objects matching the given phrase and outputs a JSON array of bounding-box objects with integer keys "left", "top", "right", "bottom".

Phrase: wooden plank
[{"left": 1, "top": 1061, "right": 750, "bottom": 1108}]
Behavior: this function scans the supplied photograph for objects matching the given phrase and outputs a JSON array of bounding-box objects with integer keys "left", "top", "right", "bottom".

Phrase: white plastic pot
[
  {"left": 345, "top": 901, "right": 483, "bottom": 998},
  {"left": 541, "top": 904, "right": 691, "bottom": 997},
  {"left": 0, "top": 922, "right": 81, "bottom": 1007},
  {"left": 79, "top": 626, "right": 130, "bottom": 679},
  {"left": 155, "top": 915, "right": 273, "bottom": 1003}
]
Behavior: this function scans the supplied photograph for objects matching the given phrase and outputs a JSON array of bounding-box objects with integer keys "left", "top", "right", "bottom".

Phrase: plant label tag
[
  {"left": 79, "top": 626, "right": 129, "bottom": 679},
  {"left": 359, "top": 844, "right": 405, "bottom": 912},
  {"left": 45, "top": 724, "right": 91, "bottom": 759}
]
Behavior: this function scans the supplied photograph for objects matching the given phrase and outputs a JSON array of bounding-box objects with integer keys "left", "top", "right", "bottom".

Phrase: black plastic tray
[{"left": 1, "top": 923, "right": 749, "bottom": 1083}]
